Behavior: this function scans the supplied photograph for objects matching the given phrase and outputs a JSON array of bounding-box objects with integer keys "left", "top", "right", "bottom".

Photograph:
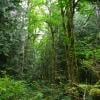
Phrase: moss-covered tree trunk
[
  {"left": 66, "top": 0, "right": 78, "bottom": 85},
  {"left": 60, "top": 5, "right": 68, "bottom": 79},
  {"left": 59, "top": 0, "right": 79, "bottom": 84},
  {"left": 66, "top": 0, "right": 80, "bottom": 100}
]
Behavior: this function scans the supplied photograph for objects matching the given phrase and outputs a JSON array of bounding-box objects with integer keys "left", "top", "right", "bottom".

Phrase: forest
[{"left": 0, "top": 0, "right": 100, "bottom": 100}]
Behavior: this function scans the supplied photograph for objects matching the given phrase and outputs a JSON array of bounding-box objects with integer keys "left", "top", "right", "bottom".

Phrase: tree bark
[
  {"left": 51, "top": 27, "right": 56, "bottom": 84},
  {"left": 66, "top": 0, "right": 78, "bottom": 85},
  {"left": 60, "top": 6, "right": 68, "bottom": 79}
]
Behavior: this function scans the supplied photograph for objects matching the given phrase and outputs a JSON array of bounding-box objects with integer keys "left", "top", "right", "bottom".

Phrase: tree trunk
[
  {"left": 66, "top": 0, "right": 78, "bottom": 85},
  {"left": 60, "top": 6, "right": 68, "bottom": 79},
  {"left": 51, "top": 29, "right": 56, "bottom": 84},
  {"left": 50, "top": 26, "right": 56, "bottom": 100}
]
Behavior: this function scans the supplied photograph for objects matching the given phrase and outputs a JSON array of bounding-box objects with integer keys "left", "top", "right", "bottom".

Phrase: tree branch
[
  {"left": 74, "top": 0, "right": 81, "bottom": 9},
  {"left": 80, "top": 6, "right": 96, "bottom": 32}
]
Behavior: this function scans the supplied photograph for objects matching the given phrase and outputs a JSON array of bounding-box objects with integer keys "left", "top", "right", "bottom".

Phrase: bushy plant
[
  {"left": 79, "top": 66, "right": 98, "bottom": 83},
  {"left": 0, "top": 77, "right": 27, "bottom": 100}
]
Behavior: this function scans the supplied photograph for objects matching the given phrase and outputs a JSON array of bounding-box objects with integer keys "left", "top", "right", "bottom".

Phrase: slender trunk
[
  {"left": 51, "top": 30, "right": 56, "bottom": 84},
  {"left": 49, "top": 27, "right": 56, "bottom": 100},
  {"left": 20, "top": 40, "right": 25, "bottom": 77},
  {"left": 60, "top": 6, "right": 68, "bottom": 79},
  {"left": 46, "top": 0, "right": 56, "bottom": 98},
  {"left": 93, "top": 0, "right": 100, "bottom": 68}
]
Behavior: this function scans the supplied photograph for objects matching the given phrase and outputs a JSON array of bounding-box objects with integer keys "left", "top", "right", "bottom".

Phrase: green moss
[
  {"left": 89, "top": 88, "right": 100, "bottom": 96},
  {"left": 89, "top": 88, "right": 100, "bottom": 100},
  {"left": 96, "top": 80, "right": 100, "bottom": 85},
  {"left": 94, "top": 80, "right": 100, "bottom": 89}
]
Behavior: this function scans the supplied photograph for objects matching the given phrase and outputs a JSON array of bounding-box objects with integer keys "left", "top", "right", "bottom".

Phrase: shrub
[
  {"left": 79, "top": 66, "right": 98, "bottom": 83},
  {"left": 0, "top": 77, "right": 27, "bottom": 100}
]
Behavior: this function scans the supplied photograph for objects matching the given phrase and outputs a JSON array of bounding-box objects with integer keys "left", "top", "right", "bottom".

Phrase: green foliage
[
  {"left": 90, "top": 88, "right": 100, "bottom": 96},
  {"left": 79, "top": 84, "right": 92, "bottom": 96},
  {"left": 96, "top": 80, "right": 100, "bottom": 85},
  {"left": 33, "top": 92, "right": 43, "bottom": 100},
  {"left": 94, "top": 80, "right": 100, "bottom": 89},
  {"left": 89, "top": 88, "right": 100, "bottom": 100},
  {"left": 29, "top": 0, "right": 45, "bottom": 5},
  {"left": 28, "top": 81, "right": 48, "bottom": 100},
  {"left": 77, "top": 1, "right": 93, "bottom": 15},
  {"left": 79, "top": 66, "right": 98, "bottom": 83},
  {"left": 0, "top": 0, "right": 27, "bottom": 78},
  {"left": 0, "top": 77, "right": 27, "bottom": 100},
  {"left": 0, "top": 0, "right": 100, "bottom": 99}
]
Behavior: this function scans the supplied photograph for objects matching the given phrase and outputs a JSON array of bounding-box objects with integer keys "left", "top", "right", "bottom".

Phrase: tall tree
[
  {"left": 58, "top": 0, "right": 80, "bottom": 85},
  {"left": 66, "top": 0, "right": 78, "bottom": 84}
]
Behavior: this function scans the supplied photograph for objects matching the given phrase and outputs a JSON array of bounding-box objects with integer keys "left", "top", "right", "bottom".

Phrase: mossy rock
[
  {"left": 96, "top": 80, "right": 100, "bottom": 85},
  {"left": 89, "top": 88, "right": 100, "bottom": 100},
  {"left": 94, "top": 80, "right": 100, "bottom": 89},
  {"left": 65, "top": 86, "right": 83, "bottom": 100}
]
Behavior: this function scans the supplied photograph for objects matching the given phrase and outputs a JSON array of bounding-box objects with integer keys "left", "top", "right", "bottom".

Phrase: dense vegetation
[{"left": 0, "top": 0, "right": 100, "bottom": 100}]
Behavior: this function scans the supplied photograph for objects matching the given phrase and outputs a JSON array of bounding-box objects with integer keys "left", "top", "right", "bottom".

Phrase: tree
[
  {"left": 58, "top": 0, "right": 80, "bottom": 85},
  {"left": 0, "top": 0, "right": 27, "bottom": 78}
]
